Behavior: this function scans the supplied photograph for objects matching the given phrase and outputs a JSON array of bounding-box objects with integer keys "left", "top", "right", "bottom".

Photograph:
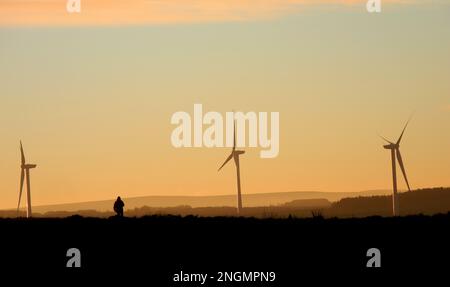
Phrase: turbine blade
[
  {"left": 17, "top": 169, "right": 25, "bottom": 212},
  {"left": 20, "top": 141, "right": 25, "bottom": 165},
  {"left": 396, "top": 149, "right": 411, "bottom": 192},
  {"left": 218, "top": 153, "right": 233, "bottom": 171},
  {"left": 378, "top": 134, "right": 394, "bottom": 144},
  {"left": 396, "top": 119, "right": 411, "bottom": 145}
]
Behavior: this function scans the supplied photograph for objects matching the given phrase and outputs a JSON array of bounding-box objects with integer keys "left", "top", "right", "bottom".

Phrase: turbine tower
[
  {"left": 380, "top": 120, "right": 412, "bottom": 217},
  {"left": 17, "top": 141, "right": 37, "bottom": 218},
  {"left": 218, "top": 122, "right": 245, "bottom": 215}
]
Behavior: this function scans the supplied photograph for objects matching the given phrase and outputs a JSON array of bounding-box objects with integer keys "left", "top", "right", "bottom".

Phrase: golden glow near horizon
[{"left": 0, "top": 1, "right": 449, "bottom": 209}]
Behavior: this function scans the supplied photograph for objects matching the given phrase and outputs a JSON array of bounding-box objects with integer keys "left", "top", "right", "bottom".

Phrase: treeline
[
  {"left": 0, "top": 199, "right": 331, "bottom": 218},
  {"left": 325, "top": 187, "right": 450, "bottom": 218},
  {"left": 1, "top": 188, "right": 449, "bottom": 218}
]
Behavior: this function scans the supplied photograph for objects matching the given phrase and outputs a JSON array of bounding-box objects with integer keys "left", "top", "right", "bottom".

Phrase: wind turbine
[
  {"left": 218, "top": 121, "right": 245, "bottom": 215},
  {"left": 380, "top": 120, "right": 412, "bottom": 216},
  {"left": 17, "top": 141, "right": 37, "bottom": 218}
]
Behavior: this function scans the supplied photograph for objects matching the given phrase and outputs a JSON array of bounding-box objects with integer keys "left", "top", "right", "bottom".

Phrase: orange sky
[{"left": 0, "top": 1, "right": 449, "bottom": 209}]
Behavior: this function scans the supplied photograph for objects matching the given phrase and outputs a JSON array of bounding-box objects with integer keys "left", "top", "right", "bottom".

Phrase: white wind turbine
[
  {"left": 380, "top": 120, "right": 412, "bottom": 216},
  {"left": 17, "top": 141, "right": 37, "bottom": 218},
  {"left": 218, "top": 122, "right": 245, "bottom": 215}
]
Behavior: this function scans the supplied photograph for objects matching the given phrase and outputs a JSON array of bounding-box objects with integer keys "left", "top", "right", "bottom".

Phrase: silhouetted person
[{"left": 114, "top": 196, "right": 125, "bottom": 217}]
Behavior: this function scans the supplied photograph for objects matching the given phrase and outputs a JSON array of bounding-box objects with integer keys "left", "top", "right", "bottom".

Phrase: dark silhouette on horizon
[
  {"left": 17, "top": 141, "right": 37, "bottom": 218},
  {"left": 5, "top": 187, "right": 449, "bottom": 219},
  {"left": 380, "top": 119, "right": 412, "bottom": 216},
  {"left": 114, "top": 196, "right": 125, "bottom": 217},
  {"left": 218, "top": 120, "right": 245, "bottom": 215}
]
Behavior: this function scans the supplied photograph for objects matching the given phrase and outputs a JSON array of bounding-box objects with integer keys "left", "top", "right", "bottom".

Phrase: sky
[{"left": 0, "top": 1, "right": 450, "bottom": 209}]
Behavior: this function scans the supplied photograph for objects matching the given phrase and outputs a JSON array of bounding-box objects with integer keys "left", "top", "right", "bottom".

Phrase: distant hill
[
  {"left": 13, "top": 190, "right": 390, "bottom": 214},
  {"left": 0, "top": 198, "right": 332, "bottom": 218},
  {"left": 1, "top": 188, "right": 449, "bottom": 218}
]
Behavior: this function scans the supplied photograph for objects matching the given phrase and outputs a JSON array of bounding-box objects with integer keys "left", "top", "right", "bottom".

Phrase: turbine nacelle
[
  {"left": 22, "top": 164, "right": 37, "bottom": 169},
  {"left": 383, "top": 143, "right": 398, "bottom": 150},
  {"left": 381, "top": 117, "right": 411, "bottom": 150}
]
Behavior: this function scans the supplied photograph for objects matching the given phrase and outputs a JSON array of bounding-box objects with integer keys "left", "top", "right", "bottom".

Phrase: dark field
[{"left": 0, "top": 214, "right": 449, "bottom": 285}]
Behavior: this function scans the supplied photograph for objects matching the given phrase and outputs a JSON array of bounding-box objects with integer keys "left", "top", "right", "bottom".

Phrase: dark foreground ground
[{"left": 0, "top": 214, "right": 449, "bottom": 285}]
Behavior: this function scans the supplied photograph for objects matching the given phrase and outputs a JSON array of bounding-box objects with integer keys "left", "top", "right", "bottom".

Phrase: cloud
[{"left": 0, "top": 0, "right": 412, "bottom": 27}]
